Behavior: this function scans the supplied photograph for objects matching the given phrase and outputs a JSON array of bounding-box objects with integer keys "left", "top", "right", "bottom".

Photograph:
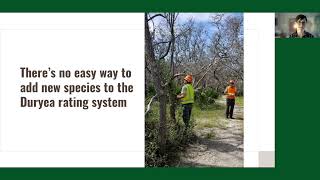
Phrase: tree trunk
[
  {"left": 145, "top": 14, "right": 167, "bottom": 154},
  {"left": 168, "top": 80, "right": 177, "bottom": 123},
  {"left": 168, "top": 13, "right": 177, "bottom": 123}
]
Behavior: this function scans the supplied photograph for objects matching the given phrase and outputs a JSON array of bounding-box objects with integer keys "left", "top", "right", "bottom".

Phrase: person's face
[
  {"left": 184, "top": 80, "right": 188, "bottom": 84},
  {"left": 296, "top": 18, "right": 306, "bottom": 31},
  {"left": 230, "top": 82, "right": 235, "bottom": 87}
]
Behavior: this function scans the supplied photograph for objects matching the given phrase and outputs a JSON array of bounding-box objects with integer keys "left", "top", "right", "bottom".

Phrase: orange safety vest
[{"left": 226, "top": 86, "right": 237, "bottom": 99}]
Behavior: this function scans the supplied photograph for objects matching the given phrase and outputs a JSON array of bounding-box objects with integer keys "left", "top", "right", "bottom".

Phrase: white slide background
[{"left": 244, "top": 13, "right": 275, "bottom": 167}]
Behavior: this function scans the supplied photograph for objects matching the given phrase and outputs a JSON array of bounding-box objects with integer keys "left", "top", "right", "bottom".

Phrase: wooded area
[{"left": 145, "top": 13, "right": 243, "bottom": 167}]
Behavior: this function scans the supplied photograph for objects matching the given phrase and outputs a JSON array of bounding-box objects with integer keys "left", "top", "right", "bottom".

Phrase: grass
[
  {"left": 192, "top": 102, "right": 227, "bottom": 130},
  {"left": 146, "top": 96, "right": 243, "bottom": 131},
  {"left": 236, "top": 96, "right": 244, "bottom": 107}
]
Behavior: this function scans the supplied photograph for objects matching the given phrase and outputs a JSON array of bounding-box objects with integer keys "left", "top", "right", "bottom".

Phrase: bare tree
[
  {"left": 145, "top": 13, "right": 168, "bottom": 153},
  {"left": 145, "top": 13, "right": 244, "bottom": 154}
]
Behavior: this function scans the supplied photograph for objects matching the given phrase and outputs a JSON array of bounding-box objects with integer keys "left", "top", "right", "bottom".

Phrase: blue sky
[
  {"left": 150, "top": 13, "right": 243, "bottom": 35},
  {"left": 178, "top": 13, "right": 242, "bottom": 33},
  {"left": 149, "top": 13, "right": 243, "bottom": 47}
]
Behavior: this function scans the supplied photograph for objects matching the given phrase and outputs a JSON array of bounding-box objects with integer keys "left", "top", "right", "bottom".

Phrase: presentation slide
[{"left": 0, "top": 0, "right": 319, "bottom": 180}]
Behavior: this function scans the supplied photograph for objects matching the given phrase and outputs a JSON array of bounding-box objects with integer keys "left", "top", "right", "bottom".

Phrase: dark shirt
[{"left": 289, "top": 31, "right": 314, "bottom": 38}]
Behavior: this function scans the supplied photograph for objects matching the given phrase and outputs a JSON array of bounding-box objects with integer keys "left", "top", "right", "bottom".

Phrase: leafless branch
[
  {"left": 159, "top": 40, "right": 172, "bottom": 60},
  {"left": 147, "top": 14, "right": 165, "bottom": 21},
  {"left": 145, "top": 94, "right": 158, "bottom": 115}
]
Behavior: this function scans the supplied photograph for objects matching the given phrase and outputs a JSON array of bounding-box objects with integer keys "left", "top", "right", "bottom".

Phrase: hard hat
[{"left": 184, "top": 75, "right": 193, "bottom": 83}]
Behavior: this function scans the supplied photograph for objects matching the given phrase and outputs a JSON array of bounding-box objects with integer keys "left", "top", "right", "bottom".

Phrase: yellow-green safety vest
[{"left": 181, "top": 84, "right": 195, "bottom": 104}]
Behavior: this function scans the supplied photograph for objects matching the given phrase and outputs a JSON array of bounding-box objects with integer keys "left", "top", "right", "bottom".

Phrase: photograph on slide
[{"left": 145, "top": 13, "right": 244, "bottom": 167}]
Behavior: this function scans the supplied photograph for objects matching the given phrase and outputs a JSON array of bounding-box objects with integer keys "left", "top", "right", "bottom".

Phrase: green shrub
[
  {"left": 145, "top": 102, "right": 196, "bottom": 167},
  {"left": 145, "top": 118, "right": 168, "bottom": 167},
  {"left": 146, "top": 84, "right": 156, "bottom": 97},
  {"left": 195, "top": 88, "right": 218, "bottom": 109}
]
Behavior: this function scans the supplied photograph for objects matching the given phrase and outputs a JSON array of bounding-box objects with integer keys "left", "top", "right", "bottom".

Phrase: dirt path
[{"left": 177, "top": 98, "right": 244, "bottom": 167}]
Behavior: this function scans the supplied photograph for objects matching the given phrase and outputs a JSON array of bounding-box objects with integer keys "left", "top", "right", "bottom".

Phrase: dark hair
[{"left": 295, "top": 14, "right": 307, "bottom": 22}]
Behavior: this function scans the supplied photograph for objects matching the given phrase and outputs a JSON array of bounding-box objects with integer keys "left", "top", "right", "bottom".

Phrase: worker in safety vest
[
  {"left": 224, "top": 80, "right": 237, "bottom": 119},
  {"left": 177, "top": 75, "right": 195, "bottom": 128}
]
